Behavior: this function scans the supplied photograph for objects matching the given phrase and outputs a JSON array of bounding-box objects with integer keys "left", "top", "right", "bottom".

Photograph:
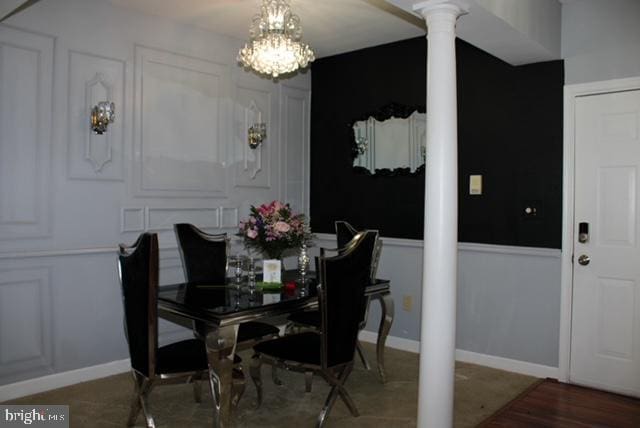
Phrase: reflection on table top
[{"left": 158, "top": 270, "right": 390, "bottom": 327}]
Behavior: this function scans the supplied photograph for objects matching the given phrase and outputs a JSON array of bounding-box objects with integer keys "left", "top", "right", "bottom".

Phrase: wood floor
[{"left": 480, "top": 379, "right": 640, "bottom": 427}]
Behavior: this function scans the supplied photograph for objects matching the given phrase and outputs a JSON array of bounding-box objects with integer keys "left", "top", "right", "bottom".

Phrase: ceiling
[{"left": 108, "top": 0, "right": 427, "bottom": 59}]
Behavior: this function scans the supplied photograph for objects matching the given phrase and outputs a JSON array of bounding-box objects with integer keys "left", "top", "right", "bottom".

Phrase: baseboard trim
[
  {"left": 0, "top": 359, "right": 131, "bottom": 402},
  {"left": 359, "top": 331, "right": 559, "bottom": 379},
  {"left": 3, "top": 333, "right": 559, "bottom": 402},
  {"left": 359, "top": 330, "right": 420, "bottom": 353},
  {"left": 454, "top": 349, "right": 559, "bottom": 379}
]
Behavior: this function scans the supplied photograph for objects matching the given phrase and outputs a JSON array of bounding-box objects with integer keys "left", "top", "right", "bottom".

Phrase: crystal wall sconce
[
  {"left": 248, "top": 122, "right": 266, "bottom": 149},
  {"left": 90, "top": 101, "right": 115, "bottom": 135}
]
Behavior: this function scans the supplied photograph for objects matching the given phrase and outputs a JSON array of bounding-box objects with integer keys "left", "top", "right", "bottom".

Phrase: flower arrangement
[{"left": 239, "top": 201, "right": 312, "bottom": 260}]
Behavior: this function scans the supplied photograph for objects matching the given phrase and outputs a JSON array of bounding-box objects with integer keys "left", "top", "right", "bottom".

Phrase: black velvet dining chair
[
  {"left": 117, "top": 232, "right": 245, "bottom": 427},
  {"left": 174, "top": 224, "right": 280, "bottom": 346},
  {"left": 250, "top": 230, "right": 375, "bottom": 427},
  {"left": 286, "top": 222, "right": 382, "bottom": 379}
]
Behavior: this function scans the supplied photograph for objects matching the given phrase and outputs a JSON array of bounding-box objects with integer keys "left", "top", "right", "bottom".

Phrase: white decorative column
[{"left": 415, "top": 1, "right": 468, "bottom": 427}]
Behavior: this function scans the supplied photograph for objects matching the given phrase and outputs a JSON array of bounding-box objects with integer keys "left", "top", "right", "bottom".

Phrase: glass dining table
[{"left": 157, "top": 270, "right": 394, "bottom": 428}]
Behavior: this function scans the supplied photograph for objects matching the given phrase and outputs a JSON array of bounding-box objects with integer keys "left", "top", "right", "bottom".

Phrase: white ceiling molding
[
  {"left": 107, "top": 0, "right": 560, "bottom": 64},
  {"left": 388, "top": 0, "right": 561, "bottom": 65},
  {"left": 108, "top": 0, "right": 427, "bottom": 59},
  {"left": 390, "top": 0, "right": 562, "bottom": 65},
  {"left": 0, "top": 0, "right": 42, "bottom": 22}
]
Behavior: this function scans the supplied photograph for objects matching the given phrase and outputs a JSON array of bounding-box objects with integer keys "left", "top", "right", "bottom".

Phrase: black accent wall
[{"left": 310, "top": 37, "right": 564, "bottom": 248}]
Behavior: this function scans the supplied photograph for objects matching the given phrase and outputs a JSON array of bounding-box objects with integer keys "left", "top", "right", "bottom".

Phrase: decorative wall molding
[
  {"left": 0, "top": 246, "right": 182, "bottom": 260},
  {"left": 246, "top": 100, "right": 264, "bottom": 179},
  {"left": 0, "top": 26, "right": 53, "bottom": 240},
  {"left": 234, "top": 85, "right": 272, "bottom": 189},
  {"left": 146, "top": 207, "right": 220, "bottom": 231},
  {"left": 67, "top": 51, "right": 125, "bottom": 181},
  {"left": 0, "top": 247, "right": 116, "bottom": 260},
  {"left": 120, "top": 208, "right": 145, "bottom": 233},
  {"left": 280, "top": 85, "right": 310, "bottom": 213},
  {"left": 0, "top": 267, "right": 53, "bottom": 383},
  {"left": 458, "top": 242, "right": 561, "bottom": 258},
  {"left": 316, "top": 233, "right": 562, "bottom": 257},
  {"left": 133, "top": 45, "right": 229, "bottom": 198},
  {"left": 219, "top": 207, "right": 238, "bottom": 229}
]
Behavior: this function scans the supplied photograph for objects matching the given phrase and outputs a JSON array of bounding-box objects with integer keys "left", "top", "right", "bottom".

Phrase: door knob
[{"left": 578, "top": 254, "right": 590, "bottom": 266}]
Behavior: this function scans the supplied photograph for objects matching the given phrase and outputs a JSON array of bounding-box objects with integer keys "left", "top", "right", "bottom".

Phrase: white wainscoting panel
[
  {"left": 234, "top": 85, "right": 272, "bottom": 188},
  {"left": 280, "top": 85, "right": 310, "bottom": 213},
  {"left": 219, "top": 207, "right": 239, "bottom": 229},
  {"left": 134, "top": 45, "right": 228, "bottom": 198},
  {"left": 0, "top": 0, "right": 310, "bottom": 390},
  {"left": 315, "top": 234, "right": 562, "bottom": 368},
  {"left": 0, "top": 267, "right": 52, "bottom": 381},
  {"left": 457, "top": 243, "right": 562, "bottom": 368},
  {"left": 0, "top": 26, "right": 53, "bottom": 240},
  {"left": 67, "top": 51, "right": 125, "bottom": 180},
  {"left": 120, "top": 208, "right": 145, "bottom": 233},
  {"left": 147, "top": 207, "right": 220, "bottom": 231}
]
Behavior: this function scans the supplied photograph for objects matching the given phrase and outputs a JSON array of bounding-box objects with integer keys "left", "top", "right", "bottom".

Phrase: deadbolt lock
[{"left": 578, "top": 254, "right": 590, "bottom": 266}]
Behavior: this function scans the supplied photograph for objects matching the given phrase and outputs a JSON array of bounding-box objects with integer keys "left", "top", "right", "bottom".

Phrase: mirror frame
[{"left": 349, "top": 102, "right": 426, "bottom": 176}]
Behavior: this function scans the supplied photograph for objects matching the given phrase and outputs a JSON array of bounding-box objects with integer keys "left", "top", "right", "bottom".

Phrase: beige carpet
[{"left": 4, "top": 343, "right": 537, "bottom": 427}]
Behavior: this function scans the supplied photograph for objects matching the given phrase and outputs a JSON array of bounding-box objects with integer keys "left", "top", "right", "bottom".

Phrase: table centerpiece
[{"left": 238, "top": 200, "right": 313, "bottom": 283}]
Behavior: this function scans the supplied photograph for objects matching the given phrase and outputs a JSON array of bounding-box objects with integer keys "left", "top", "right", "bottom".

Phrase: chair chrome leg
[
  {"left": 304, "top": 371, "right": 313, "bottom": 393},
  {"left": 138, "top": 378, "right": 155, "bottom": 428},
  {"left": 249, "top": 355, "right": 263, "bottom": 407},
  {"left": 335, "top": 365, "right": 358, "bottom": 417},
  {"left": 317, "top": 382, "right": 340, "bottom": 428},
  {"left": 356, "top": 341, "right": 370, "bottom": 370},
  {"left": 271, "top": 366, "right": 283, "bottom": 386},
  {"left": 231, "top": 367, "right": 246, "bottom": 408},
  {"left": 190, "top": 372, "right": 203, "bottom": 403},
  {"left": 127, "top": 372, "right": 143, "bottom": 426},
  {"left": 284, "top": 322, "right": 295, "bottom": 335}
]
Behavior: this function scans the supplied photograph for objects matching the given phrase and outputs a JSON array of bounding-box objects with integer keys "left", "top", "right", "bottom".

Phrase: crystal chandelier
[{"left": 238, "top": 0, "right": 315, "bottom": 78}]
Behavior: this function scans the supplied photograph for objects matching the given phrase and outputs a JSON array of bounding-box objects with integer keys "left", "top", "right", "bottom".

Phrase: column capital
[{"left": 412, "top": 0, "right": 469, "bottom": 19}]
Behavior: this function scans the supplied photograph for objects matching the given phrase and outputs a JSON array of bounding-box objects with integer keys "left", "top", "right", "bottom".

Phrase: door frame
[{"left": 559, "top": 76, "right": 640, "bottom": 383}]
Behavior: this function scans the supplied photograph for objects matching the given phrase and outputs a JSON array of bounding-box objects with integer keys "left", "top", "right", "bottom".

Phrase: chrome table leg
[
  {"left": 205, "top": 324, "right": 238, "bottom": 428},
  {"left": 375, "top": 292, "right": 394, "bottom": 383}
]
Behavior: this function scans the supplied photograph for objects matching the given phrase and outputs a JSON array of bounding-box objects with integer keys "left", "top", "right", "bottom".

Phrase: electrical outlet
[{"left": 402, "top": 295, "right": 412, "bottom": 312}]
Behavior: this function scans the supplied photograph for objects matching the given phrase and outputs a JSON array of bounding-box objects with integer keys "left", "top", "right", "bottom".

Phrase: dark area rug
[{"left": 5, "top": 342, "right": 538, "bottom": 427}]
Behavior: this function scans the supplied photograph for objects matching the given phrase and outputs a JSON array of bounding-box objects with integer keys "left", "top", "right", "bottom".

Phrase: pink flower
[
  {"left": 273, "top": 221, "right": 290, "bottom": 233},
  {"left": 247, "top": 229, "right": 258, "bottom": 239}
]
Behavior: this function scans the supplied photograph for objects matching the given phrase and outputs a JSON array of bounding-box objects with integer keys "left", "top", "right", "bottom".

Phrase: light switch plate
[{"left": 469, "top": 175, "right": 482, "bottom": 195}]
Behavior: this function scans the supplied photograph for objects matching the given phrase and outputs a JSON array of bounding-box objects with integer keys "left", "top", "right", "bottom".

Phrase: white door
[{"left": 570, "top": 89, "right": 640, "bottom": 397}]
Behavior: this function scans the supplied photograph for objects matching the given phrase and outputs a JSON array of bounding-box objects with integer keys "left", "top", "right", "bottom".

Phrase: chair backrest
[
  {"left": 318, "top": 230, "right": 377, "bottom": 369},
  {"left": 174, "top": 223, "right": 228, "bottom": 284},
  {"left": 117, "top": 232, "right": 158, "bottom": 378},
  {"left": 335, "top": 220, "right": 358, "bottom": 250},
  {"left": 334, "top": 220, "right": 383, "bottom": 281}
]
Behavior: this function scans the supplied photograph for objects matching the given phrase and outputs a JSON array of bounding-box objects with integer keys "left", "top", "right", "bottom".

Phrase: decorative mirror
[{"left": 350, "top": 103, "right": 426, "bottom": 176}]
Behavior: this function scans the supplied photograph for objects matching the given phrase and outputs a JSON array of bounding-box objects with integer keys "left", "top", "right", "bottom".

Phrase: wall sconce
[
  {"left": 248, "top": 122, "right": 266, "bottom": 149},
  {"left": 90, "top": 101, "right": 115, "bottom": 135}
]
